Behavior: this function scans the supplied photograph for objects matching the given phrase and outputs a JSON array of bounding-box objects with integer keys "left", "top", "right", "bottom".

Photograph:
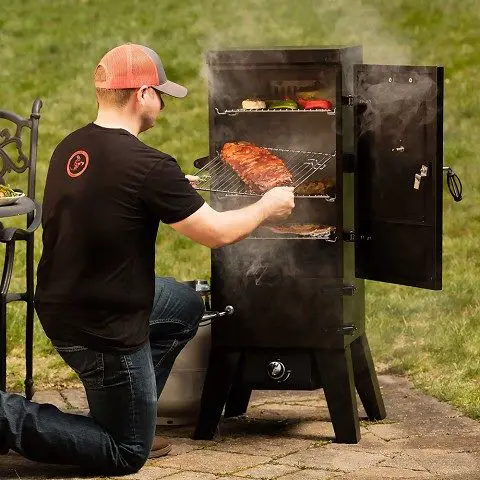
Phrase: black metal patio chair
[{"left": 0, "top": 99, "right": 43, "bottom": 399}]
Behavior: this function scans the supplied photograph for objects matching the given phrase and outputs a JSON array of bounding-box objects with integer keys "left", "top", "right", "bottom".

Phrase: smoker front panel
[
  {"left": 207, "top": 50, "right": 356, "bottom": 350},
  {"left": 242, "top": 351, "right": 322, "bottom": 390},
  {"left": 211, "top": 247, "right": 352, "bottom": 349}
]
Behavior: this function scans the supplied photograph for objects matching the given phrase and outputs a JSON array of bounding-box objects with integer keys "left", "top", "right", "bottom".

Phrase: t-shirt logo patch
[{"left": 67, "top": 150, "right": 89, "bottom": 178}]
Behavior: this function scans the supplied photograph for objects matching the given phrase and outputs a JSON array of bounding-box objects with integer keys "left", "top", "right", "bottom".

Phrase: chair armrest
[{"left": 0, "top": 200, "right": 42, "bottom": 242}]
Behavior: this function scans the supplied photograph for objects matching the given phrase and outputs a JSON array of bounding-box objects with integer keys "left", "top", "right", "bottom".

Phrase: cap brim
[{"left": 153, "top": 81, "right": 187, "bottom": 98}]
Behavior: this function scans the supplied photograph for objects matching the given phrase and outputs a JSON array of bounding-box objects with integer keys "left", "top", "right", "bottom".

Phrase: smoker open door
[{"left": 354, "top": 64, "right": 444, "bottom": 289}]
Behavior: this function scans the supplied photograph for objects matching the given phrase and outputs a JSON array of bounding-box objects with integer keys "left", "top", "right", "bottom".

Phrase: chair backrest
[{"left": 0, "top": 99, "right": 42, "bottom": 201}]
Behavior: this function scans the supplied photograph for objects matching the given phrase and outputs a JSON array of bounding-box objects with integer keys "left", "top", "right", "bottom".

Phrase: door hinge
[
  {"left": 343, "top": 284, "right": 357, "bottom": 296},
  {"left": 343, "top": 230, "right": 372, "bottom": 242},
  {"left": 318, "top": 324, "right": 357, "bottom": 336},
  {"left": 342, "top": 95, "right": 355, "bottom": 106}
]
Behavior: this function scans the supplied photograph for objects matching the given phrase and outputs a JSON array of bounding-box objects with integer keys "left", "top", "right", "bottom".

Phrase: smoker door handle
[
  {"left": 201, "top": 305, "right": 234, "bottom": 322},
  {"left": 443, "top": 166, "right": 463, "bottom": 202},
  {"left": 194, "top": 156, "right": 210, "bottom": 169}
]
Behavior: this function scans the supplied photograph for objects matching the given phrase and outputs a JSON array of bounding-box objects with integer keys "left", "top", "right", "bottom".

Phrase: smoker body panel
[
  {"left": 211, "top": 246, "right": 354, "bottom": 349},
  {"left": 195, "top": 47, "right": 388, "bottom": 444},
  {"left": 206, "top": 46, "right": 362, "bottom": 67},
  {"left": 354, "top": 64, "right": 444, "bottom": 289}
]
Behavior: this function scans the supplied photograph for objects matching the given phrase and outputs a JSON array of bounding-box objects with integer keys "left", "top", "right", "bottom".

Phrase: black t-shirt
[{"left": 34, "top": 123, "right": 205, "bottom": 353}]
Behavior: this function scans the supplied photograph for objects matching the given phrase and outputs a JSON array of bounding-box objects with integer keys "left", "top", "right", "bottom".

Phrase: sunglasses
[{"left": 150, "top": 87, "right": 165, "bottom": 110}]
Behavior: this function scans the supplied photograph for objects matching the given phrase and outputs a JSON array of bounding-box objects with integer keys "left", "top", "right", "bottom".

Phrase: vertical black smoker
[{"left": 192, "top": 46, "right": 445, "bottom": 443}]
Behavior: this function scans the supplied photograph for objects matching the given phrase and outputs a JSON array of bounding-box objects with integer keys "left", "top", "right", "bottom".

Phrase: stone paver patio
[{"left": 1, "top": 373, "right": 479, "bottom": 479}]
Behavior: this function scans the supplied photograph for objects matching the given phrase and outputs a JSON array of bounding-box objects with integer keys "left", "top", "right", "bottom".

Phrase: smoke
[
  {"left": 195, "top": 0, "right": 413, "bottom": 79},
  {"left": 190, "top": 0, "right": 423, "bottom": 298},
  {"left": 357, "top": 67, "right": 438, "bottom": 138}
]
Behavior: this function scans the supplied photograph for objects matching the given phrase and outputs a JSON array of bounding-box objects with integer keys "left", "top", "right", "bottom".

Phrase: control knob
[{"left": 267, "top": 360, "right": 291, "bottom": 382}]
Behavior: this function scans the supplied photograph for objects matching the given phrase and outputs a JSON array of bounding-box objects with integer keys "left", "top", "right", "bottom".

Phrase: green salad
[{"left": 0, "top": 184, "right": 18, "bottom": 198}]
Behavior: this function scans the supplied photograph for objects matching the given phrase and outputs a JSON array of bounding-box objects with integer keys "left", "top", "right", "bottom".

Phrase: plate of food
[{"left": 0, "top": 185, "right": 25, "bottom": 206}]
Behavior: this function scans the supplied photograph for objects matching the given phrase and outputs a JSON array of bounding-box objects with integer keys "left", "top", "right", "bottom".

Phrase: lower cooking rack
[
  {"left": 193, "top": 147, "right": 335, "bottom": 199},
  {"left": 251, "top": 225, "right": 337, "bottom": 241}
]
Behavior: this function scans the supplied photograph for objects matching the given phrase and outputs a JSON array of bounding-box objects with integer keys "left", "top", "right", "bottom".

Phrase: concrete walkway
[{"left": 1, "top": 374, "right": 479, "bottom": 479}]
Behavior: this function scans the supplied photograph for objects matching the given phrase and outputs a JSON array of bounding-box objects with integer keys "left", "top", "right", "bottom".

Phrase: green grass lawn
[{"left": 1, "top": 0, "right": 478, "bottom": 417}]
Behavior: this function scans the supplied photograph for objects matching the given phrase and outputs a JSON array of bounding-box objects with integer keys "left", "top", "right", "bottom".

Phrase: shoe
[{"left": 148, "top": 437, "right": 172, "bottom": 459}]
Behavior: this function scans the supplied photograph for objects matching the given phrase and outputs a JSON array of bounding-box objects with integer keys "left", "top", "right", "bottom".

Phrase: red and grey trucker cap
[{"left": 94, "top": 43, "right": 187, "bottom": 98}]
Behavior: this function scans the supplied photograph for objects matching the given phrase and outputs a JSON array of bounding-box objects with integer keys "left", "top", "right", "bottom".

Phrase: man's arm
[{"left": 170, "top": 186, "right": 295, "bottom": 249}]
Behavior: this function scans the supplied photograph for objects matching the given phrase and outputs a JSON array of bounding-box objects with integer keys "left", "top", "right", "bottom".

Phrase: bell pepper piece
[{"left": 302, "top": 99, "right": 333, "bottom": 110}]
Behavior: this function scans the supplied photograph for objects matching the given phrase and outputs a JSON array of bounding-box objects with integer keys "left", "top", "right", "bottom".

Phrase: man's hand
[
  {"left": 258, "top": 186, "right": 295, "bottom": 221},
  {"left": 170, "top": 186, "right": 295, "bottom": 249},
  {"left": 185, "top": 175, "right": 200, "bottom": 187}
]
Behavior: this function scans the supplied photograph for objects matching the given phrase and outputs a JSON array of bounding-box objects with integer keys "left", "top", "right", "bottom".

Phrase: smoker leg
[
  {"left": 315, "top": 347, "right": 361, "bottom": 443},
  {"left": 192, "top": 349, "right": 241, "bottom": 440},
  {"left": 224, "top": 385, "right": 252, "bottom": 418},
  {"left": 351, "top": 334, "right": 386, "bottom": 421}
]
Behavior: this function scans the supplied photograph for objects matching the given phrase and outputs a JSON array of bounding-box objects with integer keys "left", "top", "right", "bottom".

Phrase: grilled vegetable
[
  {"left": 297, "top": 98, "right": 333, "bottom": 110},
  {"left": 267, "top": 99, "right": 298, "bottom": 110}
]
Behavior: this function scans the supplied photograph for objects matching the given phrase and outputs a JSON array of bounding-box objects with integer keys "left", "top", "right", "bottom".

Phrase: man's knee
[
  {"left": 107, "top": 442, "right": 150, "bottom": 475},
  {"left": 122, "top": 449, "right": 149, "bottom": 474}
]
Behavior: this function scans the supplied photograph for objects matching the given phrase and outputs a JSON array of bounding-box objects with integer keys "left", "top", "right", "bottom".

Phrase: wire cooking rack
[
  {"left": 251, "top": 226, "right": 337, "bottom": 241},
  {"left": 214, "top": 107, "right": 336, "bottom": 116},
  {"left": 194, "top": 147, "right": 335, "bottom": 198}
]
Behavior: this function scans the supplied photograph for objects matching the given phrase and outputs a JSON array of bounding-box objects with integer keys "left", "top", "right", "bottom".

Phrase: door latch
[
  {"left": 414, "top": 164, "right": 429, "bottom": 190},
  {"left": 343, "top": 230, "right": 372, "bottom": 242}
]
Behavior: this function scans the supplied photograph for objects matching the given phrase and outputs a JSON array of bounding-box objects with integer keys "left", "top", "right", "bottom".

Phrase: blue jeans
[{"left": 0, "top": 277, "right": 205, "bottom": 475}]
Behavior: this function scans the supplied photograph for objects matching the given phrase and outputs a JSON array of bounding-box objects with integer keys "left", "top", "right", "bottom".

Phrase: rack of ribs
[
  {"left": 221, "top": 142, "right": 293, "bottom": 193},
  {"left": 266, "top": 224, "right": 333, "bottom": 236}
]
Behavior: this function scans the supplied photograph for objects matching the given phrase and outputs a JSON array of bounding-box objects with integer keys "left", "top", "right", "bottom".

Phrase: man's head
[{"left": 94, "top": 44, "right": 187, "bottom": 132}]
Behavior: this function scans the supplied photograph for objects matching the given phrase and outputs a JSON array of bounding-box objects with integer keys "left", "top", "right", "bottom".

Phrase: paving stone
[
  {"left": 217, "top": 415, "right": 329, "bottom": 438},
  {"left": 275, "top": 446, "right": 386, "bottom": 473},
  {"left": 250, "top": 390, "right": 320, "bottom": 404},
  {"left": 60, "top": 388, "right": 88, "bottom": 411},
  {"left": 393, "top": 433, "right": 480, "bottom": 453},
  {"left": 153, "top": 449, "right": 272, "bottom": 475},
  {"left": 0, "top": 453, "right": 80, "bottom": 479},
  {"left": 2, "top": 373, "right": 480, "bottom": 480},
  {"left": 378, "top": 375, "right": 480, "bottom": 434},
  {"left": 210, "top": 435, "right": 318, "bottom": 457},
  {"left": 120, "top": 466, "right": 180, "bottom": 479},
  {"left": 379, "top": 453, "right": 429, "bottom": 471},
  {"left": 276, "top": 468, "right": 341, "bottom": 479},
  {"left": 323, "top": 433, "right": 404, "bottom": 455},
  {"left": 254, "top": 404, "right": 329, "bottom": 418},
  {"left": 32, "top": 389, "right": 66, "bottom": 408},
  {"left": 162, "top": 472, "right": 217, "bottom": 480},
  {"left": 401, "top": 416, "right": 480, "bottom": 436},
  {"left": 401, "top": 448, "right": 480, "bottom": 476},
  {"left": 284, "top": 399, "right": 329, "bottom": 408},
  {"left": 281, "top": 420, "right": 336, "bottom": 441},
  {"left": 234, "top": 462, "right": 299, "bottom": 478},
  {"left": 215, "top": 477, "right": 253, "bottom": 480},
  {"left": 162, "top": 437, "right": 216, "bottom": 456},
  {"left": 366, "top": 422, "right": 409, "bottom": 441},
  {"left": 334, "top": 466, "right": 435, "bottom": 479}
]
